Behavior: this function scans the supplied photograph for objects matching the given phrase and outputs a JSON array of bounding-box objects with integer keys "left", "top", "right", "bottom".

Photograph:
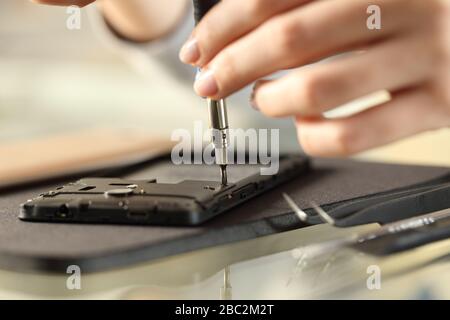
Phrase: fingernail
[
  {"left": 250, "top": 80, "right": 268, "bottom": 110},
  {"left": 194, "top": 69, "right": 219, "bottom": 97},
  {"left": 250, "top": 86, "right": 259, "bottom": 110},
  {"left": 179, "top": 38, "right": 200, "bottom": 65}
]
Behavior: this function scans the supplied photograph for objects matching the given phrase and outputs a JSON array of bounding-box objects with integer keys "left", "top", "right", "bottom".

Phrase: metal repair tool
[
  {"left": 282, "top": 193, "right": 308, "bottom": 222},
  {"left": 283, "top": 192, "right": 450, "bottom": 257},
  {"left": 193, "top": 0, "right": 230, "bottom": 186}
]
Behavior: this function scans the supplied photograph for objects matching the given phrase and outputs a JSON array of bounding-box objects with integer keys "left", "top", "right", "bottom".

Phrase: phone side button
[{"left": 232, "top": 184, "right": 257, "bottom": 200}]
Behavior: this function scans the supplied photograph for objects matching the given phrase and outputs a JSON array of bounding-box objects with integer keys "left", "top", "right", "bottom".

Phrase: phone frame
[{"left": 20, "top": 155, "right": 309, "bottom": 226}]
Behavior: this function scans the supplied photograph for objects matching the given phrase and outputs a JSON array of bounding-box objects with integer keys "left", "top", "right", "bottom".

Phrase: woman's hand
[
  {"left": 32, "top": 0, "right": 187, "bottom": 42},
  {"left": 180, "top": 0, "right": 450, "bottom": 156}
]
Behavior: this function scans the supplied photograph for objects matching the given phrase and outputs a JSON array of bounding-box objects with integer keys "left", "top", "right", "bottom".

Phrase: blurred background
[
  {"left": 0, "top": 0, "right": 210, "bottom": 144},
  {"left": 0, "top": 0, "right": 449, "bottom": 165}
]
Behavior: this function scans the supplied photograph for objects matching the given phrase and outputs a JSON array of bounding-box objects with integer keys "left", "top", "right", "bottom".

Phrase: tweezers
[
  {"left": 305, "top": 182, "right": 450, "bottom": 228},
  {"left": 284, "top": 187, "right": 450, "bottom": 256}
]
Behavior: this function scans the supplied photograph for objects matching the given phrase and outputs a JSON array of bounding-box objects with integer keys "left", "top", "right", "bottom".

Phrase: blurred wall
[{"left": 0, "top": 0, "right": 207, "bottom": 142}]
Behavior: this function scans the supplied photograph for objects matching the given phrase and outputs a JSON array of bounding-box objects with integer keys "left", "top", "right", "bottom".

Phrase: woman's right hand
[{"left": 32, "top": 0, "right": 188, "bottom": 42}]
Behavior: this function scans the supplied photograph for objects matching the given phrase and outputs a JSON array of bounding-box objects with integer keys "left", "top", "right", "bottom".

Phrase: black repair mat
[{"left": 0, "top": 158, "right": 449, "bottom": 273}]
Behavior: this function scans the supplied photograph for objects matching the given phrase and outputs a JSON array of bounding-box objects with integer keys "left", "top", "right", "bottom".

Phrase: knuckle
[
  {"left": 196, "top": 22, "right": 214, "bottom": 51},
  {"left": 213, "top": 50, "right": 238, "bottom": 90},
  {"left": 332, "top": 125, "right": 356, "bottom": 156},
  {"left": 438, "top": 6, "right": 450, "bottom": 57},
  {"left": 428, "top": 0, "right": 448, "bottom": 17},
  {"left": 297, "top": 123, "right": 357, "bottom": 157},
  {"left": 297, "top": 130, "right": 317, "bottom": 156},
  {"left": 245, "top": 0, "right": 272, "bottom": 18},
  {"left": 258, "top": 102, "right": 280, "bottom": 118},
  {"left": 299, "top": 74, "right": 322, "bottom": 115},
  {"left": 422, "top": 7, "right": 450, "bottom": 78},
  {"left": 411, "top": 0, "right": 446, "bottom": 27},
  {"left": 255, "top": 93, "right": 279, "bottom": 118},
  {"left": 273, "top": 19, "right": 302, "bottom": 59}
]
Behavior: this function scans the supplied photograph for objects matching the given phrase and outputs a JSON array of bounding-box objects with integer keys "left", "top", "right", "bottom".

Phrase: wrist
[{"left": 97, "top": 0, "right": 189, "bottom": 43}]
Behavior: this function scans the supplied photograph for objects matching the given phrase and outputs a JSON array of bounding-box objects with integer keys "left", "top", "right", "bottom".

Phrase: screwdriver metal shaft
[
  {"left": 192, "top": 0, "right": 229, "bottom": 186},
  {"left": 220, "top": 164, "right": 228, "bottom": 186},
  {"left": 207, "top": 98, "right": 229, "bottom": 185}
]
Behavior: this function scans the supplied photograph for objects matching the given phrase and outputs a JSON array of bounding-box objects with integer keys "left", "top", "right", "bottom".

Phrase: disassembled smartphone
[{"left": 19, "top": 155, "right": 309, "bottom": 226}]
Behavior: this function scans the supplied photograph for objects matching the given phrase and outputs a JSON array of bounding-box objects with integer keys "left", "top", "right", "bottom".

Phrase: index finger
[{"left": 180, "top": 0, "right": 312, "bottom": 66}]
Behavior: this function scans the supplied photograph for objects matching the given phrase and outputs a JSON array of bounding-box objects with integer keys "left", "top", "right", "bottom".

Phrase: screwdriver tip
[{"left": 220, "top": 165, "right": 228, "bottom": 186}]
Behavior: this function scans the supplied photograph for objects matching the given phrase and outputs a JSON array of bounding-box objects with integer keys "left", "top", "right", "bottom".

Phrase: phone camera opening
[{"left": 56, "top": 204, "right": 71, "bottom": 218}]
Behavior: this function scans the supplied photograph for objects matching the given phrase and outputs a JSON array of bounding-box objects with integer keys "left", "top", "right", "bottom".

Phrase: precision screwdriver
[{"left": 192, "top": 0, "right": 230, "bottom": 186}]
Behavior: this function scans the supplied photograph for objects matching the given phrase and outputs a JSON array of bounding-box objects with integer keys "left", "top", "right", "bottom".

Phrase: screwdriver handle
[{"left": 193, "top": 0, "right": 219, "bottom": 25}]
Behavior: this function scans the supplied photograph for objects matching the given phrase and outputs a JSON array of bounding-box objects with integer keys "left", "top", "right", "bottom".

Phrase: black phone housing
[{"left": 19, "top": 155, "right": 309, "bottom": 226}]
